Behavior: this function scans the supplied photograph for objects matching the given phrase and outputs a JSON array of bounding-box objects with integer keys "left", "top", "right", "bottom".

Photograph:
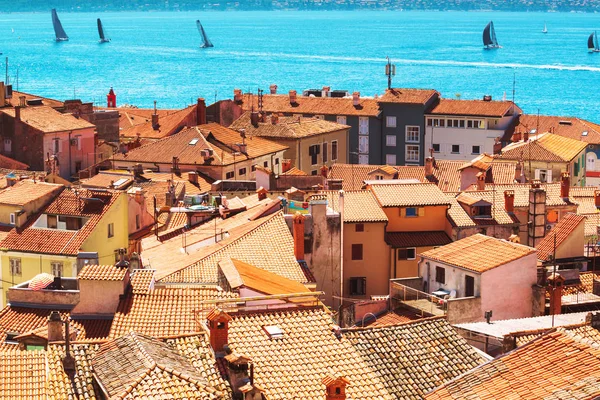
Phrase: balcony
[{"left": 8, "top": 278, "right": 79, "bottom": 309}]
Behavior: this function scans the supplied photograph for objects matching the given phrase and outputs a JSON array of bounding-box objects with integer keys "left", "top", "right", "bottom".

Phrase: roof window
[
  {"left": 582, "top": 131, "right": 588, "bottom": 136},
  {"left": 263, "top": 325, "right": 284, "bottom": 340},
  {"left": 189, "top": 138, "right": 199, "bottom": 145}
]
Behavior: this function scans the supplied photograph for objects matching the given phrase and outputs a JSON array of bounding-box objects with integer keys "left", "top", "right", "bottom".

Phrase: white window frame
[
  {"left": 9, "top": 258, "right": 21, "bottom": 276},
  {"left": 386, "top": 154, "right": 397, "bottom": 165},
  {"left": 451, "top": 144, "right": 460, "bottom": 154},
  {"left": 51, "top": 261, "right": 63, "bottom": 277},
  {"left": 405, "top": 145, "right": 419, "bottom": 162},
  {"left": 386, "top": 135, "right": 397, "bottom": 147},
  {"left": 331, "top": 140, "right": 338, "bottom": 161},
  {"left": 432, "top": 143, "right": 440, "bottom": 153},
  {"left": 358, "top": 154, "right": 369, "bottom": 165},
  {"left": 336, "top": 116, "right": 347, "bottom": 125},
  {"left": 405, "top": 126, "right": 420, "bottom": 143},
  {"left": 359, "top": 117, "right": 369, "bottom": 135},
  {"left": 472, "top": 145, "right": 481, "bottom": 155},
  {"left": 9, "top": 213, "right": 15, "bottom": 225},
  {"left": 386, "top": 116, "right": 397, "bottom": 128},
  {"left": 108, "top": 222, "right": 114, "bottom": 238}
]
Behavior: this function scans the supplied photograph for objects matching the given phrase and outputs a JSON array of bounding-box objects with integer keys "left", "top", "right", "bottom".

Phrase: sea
[{"left": 0, "top": 11, "right": 600, "bottom": 121}]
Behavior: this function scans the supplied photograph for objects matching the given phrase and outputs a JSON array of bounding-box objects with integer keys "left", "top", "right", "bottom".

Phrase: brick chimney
[
  {"left": 107, "top": 87, "right": 116, "bottom": 108},
  {"left": 197, "top": 98, "right": 206, "bottom": 125},
  {"left": 256, "top": 186, "right": 268, "bottom": 201},
  {"left": 250, "top": 111, "right": 260, "bottom": 127},
  {"left": 151, "top": 100, "right": 159, "bottom": 130},
  {"left": 206, "top": 308, "right": 232, "bottom": 353},
  {"left": 322, "top": 86, "right": 331, "bottom": 97},
  {"left": 322, "top": 375, "right": 350, "bottom": 400},
  {"left": 188, "top": 171, "right": 199, "bottom": 185},
  {"left": 523, "top": 129, "right": 529, "bottom": 142},
  {"left": 504, "top": 190, "right": 515, "bottom": 213},
  {"left": 320, "top": 165, "right": 329, "bottom": 177},
  {"left": 293, "top": 213, "right": 305, "bottom": 261},
  {"left": 527, "top": 184, "right": 547, "bottom": 248},
  {"left": 512, "top": 132, "right": 522, "bottom": 142},
  {"left": 233, "top": 89, "right": 242, "bottom": 103},
  {"left": 476, "top": 172, "right": 485, "bottom": 190},
  {"left": 425, "top": 157, "right": 434, "bottom": 176},
  {"left": 547, "top": 273, "right": 565, "bottom": 315},
  {"left": 352, "top": 92, "right": 360, "bottom": 106},
  {"left": 269, "top": 84, "right": 277, "bottom": 95},
  {"left": 515, "top": 161, "right": 524, "bottom": 183},
  {"left": 47, "top": 311, "right": 64, "bottom": 342},
  {"left": 19, "top": 95, "right": 26, "bottom": 107},
  {"left": 595, "top": 190, "right": 600, "bottom": 208},
  {"left": 289, "top": 90, "right": 297, "bottom": 105},
  {"left": 15, "top": 105, "right": 21, "bottom": 122},
  {"left": 271, "top": 113, "right": 279, "bottom": 125},
  {"left": 281, "top": 159, "right": 292, "bottom": 173},
  {"left": 560, "top": 172, "right": 570, "bottom": 198}
]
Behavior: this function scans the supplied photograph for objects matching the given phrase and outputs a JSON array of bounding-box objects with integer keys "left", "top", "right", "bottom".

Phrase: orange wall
[
  {"left": 384, "top": 205, "right": 448, "bottom": 232},
  {"left": 391, "top": 245, "right": 437, "bottom": 279}
]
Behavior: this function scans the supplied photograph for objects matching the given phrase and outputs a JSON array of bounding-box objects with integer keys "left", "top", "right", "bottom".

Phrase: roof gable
[{"left": 537, "top": 213, "right": 586, "bottom": 261}]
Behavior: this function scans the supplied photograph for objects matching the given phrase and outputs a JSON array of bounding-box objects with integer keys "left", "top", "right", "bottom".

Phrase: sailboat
[
  {"left": 196, "top": 20, "right": 214, "bottom": 48},
  {"left": 97, "top": 18, "right": 110, "bottom": 43},
  {"left": 51, "top": 9, "right": 69, "bottom": 42},
  {"left": 542, "top": 22, "right": 548, "bottom": 34},
  {"left": 483, "top": 21, "right": 500, "bottom": 49},
  {"left": 588, "top": 31, "right": 600, "bottom": 53}
]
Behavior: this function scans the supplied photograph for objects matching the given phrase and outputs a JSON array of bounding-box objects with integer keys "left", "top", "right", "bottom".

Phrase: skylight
[
  {"left": 189, "top": 138, "right": 199, "bottom": 145},
  {"left": 529, "top": 129, "right": 536, "bottom": 134},
  {"left": 582, "top": 131, "right": 588, "bottom": 136},
  {"left": 263, "top": 325, "right": 284, "bottom": 339},
  {"left": 113, "top": 178, "right": 129, "bottom": 187}
]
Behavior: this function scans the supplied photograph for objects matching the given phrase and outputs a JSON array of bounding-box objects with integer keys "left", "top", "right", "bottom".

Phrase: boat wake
[{"left": 219, "top": 50, "right": 600, "bottom": 72}]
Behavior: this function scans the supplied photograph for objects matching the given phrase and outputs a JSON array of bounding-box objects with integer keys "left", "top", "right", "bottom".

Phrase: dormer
[
  {"left": 206, "top": 308, "right": 232, "bottom": 352},
  {"left": 456, "top": 193, "right": 492, "bottom": 218},
  {"left": 322, "top": 375, "right": 350, "bottom": 400}
]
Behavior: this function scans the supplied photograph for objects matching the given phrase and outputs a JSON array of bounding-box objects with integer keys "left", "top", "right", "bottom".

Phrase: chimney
[
  {"left": 134, "top": 189, "right": 145, "bottom": 205},
  {"left": 62, "top": 319, "right": 75, "bottom": 373},
  {"left": 595, "top": 190, "right": 600, "bottom": 208},
  {"left": 188, "top": 171, "right": 199, "bottom": 185},
  {"left": 352, "top": 92, "right": 360, "bottom": 106},
  {"left": 47, "top": 311, "right": 64, "bottom": 342},
  {"left": 282, "top": 159, "right": 292, "bottom": 173},
  {"left": 151, "top": 100, "right": 159, "bottom": 130},
  {"left": 523, "top": 130, "right": 529, "bottom": 142},
  {"left": 19, "top": 95, "right": 26, "bottom": 107},
  {"left": 322, "top": 375, "right": 350, "bottom": 400},
  {"left": 133, "top": 163, "right": 144, "bottom": 177},
  {"left": 233, "top": 89, "right": 242, "bottom": 103},
  {"left": 320, "top": 165, "right": 329, "bottom": 178},
  {"left": 504, "top": 190, "right": 515, "bottom": 213},
  {"left": 250, "top": 111, "right": 260, "bottom": 127},
  {"left": 256, "top": 186, "right": 268, "bottom": 201},
  {"left": 548, "top": 273, "right": 565, "bottom": 315},
  {"left": 515, "top": 161, "right": 524, "bottom": 183},
  {"left": 293, "top": 213, "right": 306, "bottom": 261},
  {"left": 197, "top": 98, "right": 207, "bottom": 125},
  {"left": 560, "top": 172, "right": 570, "bottom": 198},
  {"left": 527, "top": 185, "right": 547, "bottom": 248},
  {"left": 165, "top": 181, "right": 176, "bottom": 207},
  {"left": 512, "top": 132, "right": 522, "bottom": 142},
  {"left": 322, "top": 86, "right": 331, "bottom": 97},
  {"left": 171, "top": 156, "right": 180, "bottom": 175},
  {"left": 289, "top": 90, "right": 297, "bottom": 105},
  {"left": 271, "top": 113, "right": 279, "bottom": 125},
  {"left": 14, "top": 105, "right": 21, "bottom": 122},
  {"left": 425, "top": 157, "right": 434, "bottom": 176},
  {"left": 476, "top": 172, "right": 485, "bottom": 190},
  {"left": 107, "top": 87, "right": 116, "bottom": 108},
  {"left": 269, "top": 84, "right": 277, "bottom": 94},
  {"left": 207, "top": 308, "right": 232, "bottom": 353}
]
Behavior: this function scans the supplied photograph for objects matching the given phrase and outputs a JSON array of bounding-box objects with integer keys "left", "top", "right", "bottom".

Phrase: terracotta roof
[
  {"left": 0, "top": 179, "right": 62, "bottom": 206},
  {"left": 229, "top": 112, "right": 349, "bottom": 139},
  {"left": 280, "top": 166, "right": 307, "bottom": 176},
  {"left": 120, "top": 104, "right": 197, "bottom": 140},
  {"left": 360, "top": 308, "right": 422, "bottom": 327},
  {"left": 420, "top": 233, "right": 536, "bottom": 273},
  {"left": 571, "top": 186, "right": 598, "bottom": 215},
  {"left": 467, "top": 182, "right": 577, "bottom": 207},
  {"left": 92, "top": 332, "right": 225, "bottom": 399},
  {"left": 0, "top": 189, "right": 122, "bottom": 256},
  {"left": 109, "top": 287, "right": 237, "bottom": 339},
  {"left": 113, "top": 123, "right": 287, "bottom": 167},
  {"left": 512, "top": 323, "right": 600, "bottom": 348},
  {"left": 560, "top": 272, "right": 600, "bottom": 299},
  {"left": 78, "top": 264, "right": 129, "bottom": 281},
  {"left": 499, "top": 132, "right": 587, "bottom": 162},
  {"left": 0, "top": 349, "right": 47, "bottom": 398},
  {"left": 324, "top": 190, "right": 388, "bottom": 223},
  {"left": 425, "top": 331, "right": 600, "bottom": 400},
  {"left": 378, "top": 88, "right": 439, "bottom": 104},
  {"left": 344, "top": 317, "right": 485, "bottom": 399},
  {"left": 446, "top": 195, "right": 477, "bottom": 227},
  {"left": 157, "top": 212, "right": 309, "bottom": 285},
  {"left": 0, "top": 154, "right": 29, "bottom": 170},
  {"left": 46, "top": 342, "right": 100, "bottom": 399},
  {"left": 0, "top": 106, "right": 95, "bottom": 133},
  {"left": 369, "top": 182, "right": 451, "bottom": 207},
  {"left": 80, "top": 171, "right": 134, "bottom": 189},
  {"left": 537, "top": 213, "right": 586, "bottom": 261},
  {"left": 227, "top": 307, "right": 393, "bottom": 399},
  {"left": 130, "top": 269, "right": 155, "bottom": 295},
  {"left": 240, "top": 93, "right": 381, "bottom": 117},
  {"left": 429, "top": 99, "right": 519, "bottom": 117},
  {"left": 10, "top": 90, "right": 64, "bottom": 108},
  {"left": 514, "top": 114, "right": 600, "bottom": 145},
  {"left": 114, "top": 107, "right": 177, "bottom": 130},
  {"left": 385, "top": 231, "right": 452, "bottom": 248}
]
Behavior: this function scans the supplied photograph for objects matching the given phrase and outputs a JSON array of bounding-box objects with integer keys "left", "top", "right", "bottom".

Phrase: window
[
  {"left": 435, "top": 266, "right": 445, "bottom": 284},
  {"left": 386, "top": 135, "right": 397, "bottom": 147},
  {"left": 451, "top": 145, "right": 460, "bottom": 154},
  {"left": 459, "top": 120, "right": 465, "bottom": 128},
  {"left": 405, "top": 126, "right": 420, "bottom": 143},
  {"left": 349, "top": 277, "right": 366, "bottom": 296},
  {"left": 311, "top": 170, "right": 318, "bottom": 176},
  {"left": 51, "top": 262, "right": 63, "bottom": 277},
  {"left": 535, "top": 169, "right": 552, "bottom": 183},
  {"left": 9, "top": 258, "right": 21, "bottom": 276},
  {"left": 474, "top": 205, "right": 492, "bottom": 216},
  {"left": 251, "top": 164, "right": 256, "bottom": 172},
  {"left": 358, "top": 136, "right": 369, "bottom": 154},
  {"left": 263, "top": 161, "right": 269, "bottom": 168},
  {"left": 406, "top": 145, "right": 419, "bottom": 162},
  {"left": 225, "top": 171, "right": 234, "bottom": 179},
  {"left": 315, "top": 115, "right": 325, "bottom": 120},
  {"left": 75, "top": 136, "right": 82, "bottom": 151},
  {"left": 323, "top": 142, "right": 328, "bottom": 163},
  {"left": 472, "top": 145, "right": 481, "bottom": 155},
  {"left": 358, "top": 154, "right": 369, "bottom": 164},
  {"left": 108, "top": 223, "right": 114, "bottom": 238},
  {"left": 355, "top": 223, "right": 364, "bottom": 232},
  {"left": 135, "top": 214, "right": 141, "bottom": 230},
  {"left": 47, "top": 215, "right": 57, "bottom": 229},
  {"left": 405, "top": 207, "right": 418, "bottom": 217},
  {"left": 351, "top": 244, "right": 363, "bottom": 260},
  {"left": 275, "top": 158, "right": 280, "bottom": 165},
  {"left": 386, "top": 154, "right": 396, "bottom": 165},
  {"left": 309, "top": 144, "right": 320, "bottom": 166},
  {"left": 336, "top": 116, "right": 347, "bottom": 125},
  {"left": 375, "top": 174, "right": 384, "bottom": 180},
  {"left": 386, "top": 116, "right": 397, "bottom": 128},
  {"left": 397, "top": 248, "right": 416, "bottom": 260},
  {"left": 4, "top": 138, "right": 11, "bottom": 153},
  {"left": 465, "top": 275, "right": 475, "bottom": 297},
  {"left": 359, "top": 117, "right": 369, "bottom": 135},
  {"left": 238, "top": 167, "right": 247, "bottom": 176},
  {"left": 9, "top": 213, "right": 15, "bottom": 225},
  {"left": 432, "top": 143, "right": 440, "bottom": 153},
  {"left": 75, "top": 161, "right": 82, "bottom": 173},
  {"left": 53, "top": 139, "right": 60, "bottom": 153},
  {"left": 331, "top": 141, "right": 338, "bottom": 161}
]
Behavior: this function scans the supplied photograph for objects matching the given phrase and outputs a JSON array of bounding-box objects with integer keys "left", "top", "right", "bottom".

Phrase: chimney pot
[
  {"left": 352, "top": 92, "right": 360, "bottom": 106},
  {"left": 523, "top": 130, "right": 529, "bottom": 142},
  {"left": 271, "top": 113, "right": 279, "bottom": 125},
  {"left": 322, "top": 375, "right": 350, "bottom": 400},
  {"left": 207, "top": 308, "right": 232, "bottom": 352},
  {"left": 425, "top": 157, "right": 434, "bottom": 176},
  {"left": 293, "top": 212, "right": 306, "bottom": 261},
  {"left": 47, "top": 311, "right": 64, "bottom": 343},
  {"left": 320, "top": 165, "right": 329, "bottom": 178},
  {"left": 188, "top": 171, "right": 199, "bottom": 185},
  {"left": 560, "top": 172, "right": 570, "bottom": 198},
  {"left": 269, "top": 84, "right": 278, "bottom": 95},
  {"left": 595, "top": 190, "right": 600, "bottom": 208},
  {"left": 476, "top": 173, "right": 486, "bottom": 190},
  {"left": 233, "top": 89, "right": 242, "bottom": 103},
  {"left": 282, "top": 159, "right": 292, "bottom": 173},
  {"left": 289, "top": 90, "right": 297, "bottom": 105},
  {"left": 250, "top": 111, "right": 259, "bottom": 127},
  {"left": 504, "top": 190, "right": 515, "bottom": 213},
  {"left": 19, "top": 95, "right": 26, "bottom": 107},
  {"left": 548, "top": 273, "right": 565, "bottom": 315},
  {"left": 256, "top": 187, "right": 268, "bottom": 201},
  {"left": 197, "top": 98, "right": 207, "bottom": 125}
]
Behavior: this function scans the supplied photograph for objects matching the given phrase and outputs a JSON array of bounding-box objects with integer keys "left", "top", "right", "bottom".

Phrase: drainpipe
[
  {"left": 339, "top": 190, "right": 344, "bottom": 322},
  {"left": 68, "top": 131, "right": 72, "bottom": 178}
]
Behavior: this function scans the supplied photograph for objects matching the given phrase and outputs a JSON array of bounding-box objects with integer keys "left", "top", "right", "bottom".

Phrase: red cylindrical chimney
[
  {"left": 293, "top": 213, "right": 305, "bottom": 261},
  {"left": 560, "top": 172, "right": 570, "bottom": 198},
  {"left": 504, "top": 190, "right": 515, "bottom": 213},
  {"left": 197, "top": 98, "right": 206, "bottom": 125},
  {"left": 548, "top": 273, "right": 564, "bottom": 316}
]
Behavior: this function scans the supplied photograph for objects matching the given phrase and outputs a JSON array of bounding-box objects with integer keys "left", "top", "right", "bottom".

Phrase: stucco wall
[
  {"left": 43, "top": 127, "right": 97, "bottom": 179},
  {"left": 296, "top": 129, "right": 349, "bottom": 174},
  {"left": 555, "top": 219, "right": 585, "bottom": 259},
  {"left": 384, "top": 205, "right": 448, "bottom": 232},
  {"left": 72, "top": 278, "right": 127, "bottom": 315}
]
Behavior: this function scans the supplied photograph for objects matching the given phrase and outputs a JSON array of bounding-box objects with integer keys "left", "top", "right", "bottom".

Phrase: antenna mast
[
  {"left": 385, "top": 56, "right": 396, "bottom": 90},
  {"left": 258, "top": 88, "right": 264, "bottom": 115}
]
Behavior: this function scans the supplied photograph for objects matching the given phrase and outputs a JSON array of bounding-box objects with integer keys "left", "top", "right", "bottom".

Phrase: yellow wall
[
  {"left": 391, "top": 245, "right": 437, "bottom": 279},
  {"left": 344, "top": 222, "right": 390, "bottom": 300},
  {"left": 296, "top": 129, "right": 349, "bottom": 174},
  {"left": 384, "top": 205, "right": 448, "bottom": 232},
  {"left": 555, "top": 220, "right": 585, "bottom": 260}
]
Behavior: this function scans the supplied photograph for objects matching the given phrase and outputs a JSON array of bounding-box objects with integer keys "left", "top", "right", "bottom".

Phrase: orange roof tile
[
  {"left": 446, "top": 195, "right": 477, "bottom": 227},
  {"left": 280, "top": 166, "right": 308, "bottom": 176},
  {"left": 0, "top": 106, "right": 95, "bottom": 133},
  {"left": 113, "top": 107, "right": 177, "bottom": 130},
  {"left": 11, "top": 90, "right": 64, "bottom": 108},
  {"left": 240, "top": 93, "right": 381, "bottom": 117},
  {"left": 499, "top": 132, "right": 587, "bottom": 162},
  {"left": 429, "top": 98, "right": 519, "bottom": 117},
  {"left": 130, "top": 269, "right": 155, "bottom": 294},
  {"left": 0, "top": 154, "right": 29, "bottom": 170},
  {"left": 120, "top": 104, "right": 198, "bottom": 140},
  {"left": 360, "top": 308, "right": 422, "bottom": 327},
  {"left": 80, "top": 171, "right": 134, "bottom": 189},
  {"left": 467, "top": 182, "right": 576, "bottom": 207},
  {"left": 514, "top": 114, "right": 600, "bottom": 145},
  {"left": 77, "top": 264, "right": 128, "bottom": 281},
  {"left": 425, "top": 331, "right": 600, "bottom": 400},
  {"left": 0, "top": 179, "right": 62, "bottom": 206},
  {"left": 385, "top": 231, "right": 451, "bottom": 248},
  {"left": 0, "top": 349, "right": 47, "bottom": 398},
  {"left": 378, "top": 88, "right": 439, "bottom": 104},
  {"left": 369, "top": 182, "right": 451, "bottom": 207},
  {"left": 421, "top": 233, "right": 536, "bottom": 273},
  {"left": 324, "top": 190, "right": 388, "bottom": 223},
  {"left": 537, "top": 213, "right": 586, "bottom": 261}
]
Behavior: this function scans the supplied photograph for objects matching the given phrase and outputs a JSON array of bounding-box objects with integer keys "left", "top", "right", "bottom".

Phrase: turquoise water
[{"left": 1, "top": 11, "right": 600, "bottom": 120}]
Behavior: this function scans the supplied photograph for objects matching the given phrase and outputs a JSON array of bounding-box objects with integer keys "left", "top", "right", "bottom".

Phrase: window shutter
[
  {"left": 418, "top": 207, "right": 425, "bottom": 217},
  {"left": 546, "top": 169, "right": 553, "bottom": 182},
  {"left": 400, "top": 208, "right": 405, "bottom": 217},
  {"left": 534, "top": 169, "right": 541, "bottom": 180}
]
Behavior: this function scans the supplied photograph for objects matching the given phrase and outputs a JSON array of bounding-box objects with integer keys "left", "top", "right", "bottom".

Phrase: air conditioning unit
[{"left": 70, "top": 139, "right": 78, "bottom": 146}]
